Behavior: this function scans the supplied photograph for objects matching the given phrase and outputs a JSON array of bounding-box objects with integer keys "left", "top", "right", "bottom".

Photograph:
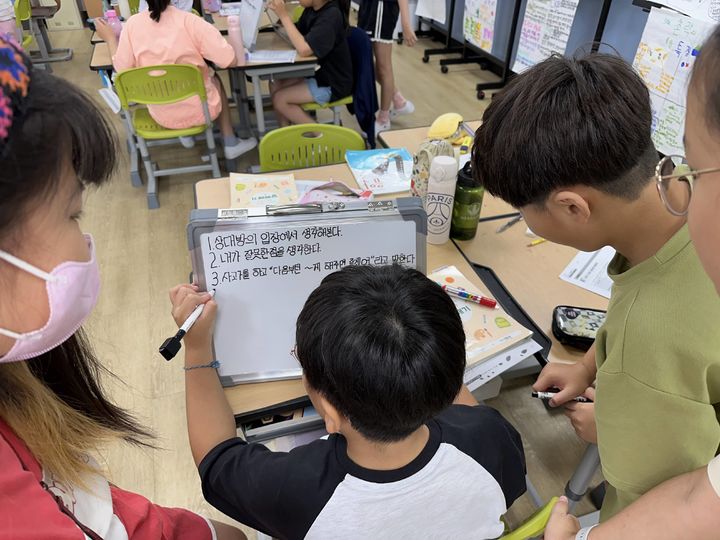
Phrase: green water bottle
[{"left": 450, "top": 162, "right": 484, "bottom": 241}]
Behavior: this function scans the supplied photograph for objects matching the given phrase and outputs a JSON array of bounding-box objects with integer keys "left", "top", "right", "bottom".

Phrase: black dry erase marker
[
  {"left": 159, "top": 290, "right": 215, "bottom": 361},
  {"left": 531, "top": 391, "right": 593, "bottom": 403}
]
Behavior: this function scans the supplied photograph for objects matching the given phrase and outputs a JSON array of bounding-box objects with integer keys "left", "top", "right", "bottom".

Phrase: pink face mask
[{"left": 0, "top": 234, "right": 100, "bottom": 362}]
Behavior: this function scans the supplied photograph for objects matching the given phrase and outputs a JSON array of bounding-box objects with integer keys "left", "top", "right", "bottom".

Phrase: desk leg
[
  {"left": 252, "top": 75, "right": 266, "bottom": 136},
  {"left": 229, "top": 69, "right": 252, "bottom": 139},
  {"left": 38, "top": 20, "right": 72, "bottom": 60},
  {"left": 564, "top": 444, "right": 601, "bottom": 512}
]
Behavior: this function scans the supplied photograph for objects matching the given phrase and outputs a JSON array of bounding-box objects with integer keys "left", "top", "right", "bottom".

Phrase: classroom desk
[
  {"left": 229, "top": 32, "right": 317, "bottom": 137},
  {"left": 456, "top": 223, "right": 609, "bottom": 364},
  {"left": 28, "top": 0, "right": 73, "bottom": 66},
  {"left": 194, "top": 162, "right": 512, "bottom": 419},
  {"left": 90, "top": 31, "right": 103, "bottom": 44},
  {"left": 90, "top": 42, "right": 112, "bottom": 72},
  {"left": 378, "top": 120, "right": 482, "bottom": 151}
]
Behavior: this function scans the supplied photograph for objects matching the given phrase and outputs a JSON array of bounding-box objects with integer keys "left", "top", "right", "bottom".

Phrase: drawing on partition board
[
  {"left": 463, "top": 0, "right": 497, "bottom": 52},
  {"left": 633, "top": 8, "right": 713, "bottom": 155},
  {"left": 512, "top": 0, "right": 580, "bottom": 74},
  {"left": 660, "top": 0, "right": 720, "bottom": 23}
]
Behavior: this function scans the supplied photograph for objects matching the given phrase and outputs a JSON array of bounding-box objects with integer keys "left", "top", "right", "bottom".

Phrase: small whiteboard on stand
[{"left": 187, "top": 198, "right": 427, "bottom": 386}]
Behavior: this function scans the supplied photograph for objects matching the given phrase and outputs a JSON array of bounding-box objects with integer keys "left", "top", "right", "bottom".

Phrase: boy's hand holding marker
[
  {"left": 168, "top": 284, "right": 217, "bottom": 366},
  {"left": 563, "top": 387, "right": 597, "bottom": 444}
]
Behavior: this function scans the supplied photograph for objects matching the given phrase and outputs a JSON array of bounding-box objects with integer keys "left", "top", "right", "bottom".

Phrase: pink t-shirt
[{"left": 113, "top": 7, "right": 235, "bottom": 129}]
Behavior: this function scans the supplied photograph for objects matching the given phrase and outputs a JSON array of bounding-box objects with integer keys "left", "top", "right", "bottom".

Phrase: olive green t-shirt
[{"left": 595, "top": 225, "right": 720, "bottom": 520}]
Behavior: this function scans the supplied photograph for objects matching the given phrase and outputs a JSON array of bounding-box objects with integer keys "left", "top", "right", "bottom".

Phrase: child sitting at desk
[
  {"left": 472, "top": 53, "right": 720, "bottom": 522},
  {"left": 267, "top": 0, "right": 352, "bottom": 126},
  {"left": 95, "top": 0, "right": 257, "bottom": 160},
  {"left": 170, "top": 265, "right": 526, "bottom": 539}
]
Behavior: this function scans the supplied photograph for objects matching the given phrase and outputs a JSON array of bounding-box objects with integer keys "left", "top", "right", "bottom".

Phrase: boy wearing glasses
[{"left": 471, "top": 53, "right": 720, "bottom": 522}]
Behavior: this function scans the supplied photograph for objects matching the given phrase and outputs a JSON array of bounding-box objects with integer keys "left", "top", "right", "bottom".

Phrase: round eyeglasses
[{"left": 655, "top": 155, "right": 720, "bottom": 216}]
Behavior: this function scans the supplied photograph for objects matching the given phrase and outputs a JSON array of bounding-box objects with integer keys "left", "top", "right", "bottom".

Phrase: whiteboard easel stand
[
  {"left": 436, "top": 0, "right": 521, "bottom": 101},
  {"left": 418, "top": 0, "right": 464, "bottom": 64},
  {"left": 469, "top": 0, "right": 521, "bottom": 100}
]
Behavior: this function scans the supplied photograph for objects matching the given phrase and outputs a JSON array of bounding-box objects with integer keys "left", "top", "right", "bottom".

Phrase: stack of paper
[{"left": 428, "top": 266, "right": 536, "bottom": 381}]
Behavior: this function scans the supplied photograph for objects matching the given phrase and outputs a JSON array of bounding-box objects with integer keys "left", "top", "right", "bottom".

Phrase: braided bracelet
[{"left": 183, "top": 360, "right": 220, "bottom": 371}]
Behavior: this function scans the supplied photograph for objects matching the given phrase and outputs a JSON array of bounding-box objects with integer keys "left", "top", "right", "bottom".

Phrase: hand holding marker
[{"left": 160, "top": 290, "right": 215, "bottom": 360}]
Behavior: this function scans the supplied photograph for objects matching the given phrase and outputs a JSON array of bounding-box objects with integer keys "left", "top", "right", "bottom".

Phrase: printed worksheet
[
  {"left": 559, "top": 246, "right": 616, "bottom": 299},
  {"left": 633, "top": 8, "right": 714, "bottom": 155},
  {"left": 512, "top": 0, "right": 580, "bottom": 73}
]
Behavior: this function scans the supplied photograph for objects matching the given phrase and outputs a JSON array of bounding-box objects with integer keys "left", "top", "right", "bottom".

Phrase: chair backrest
[
  {"left": 500, "top": 497, "right": 558, "bottom": 540},
  {"left": 14, "top": 0, "right": 31, "bottom": 22},
  {"left": 128, "top": 0, "right": 140, "bottom": 15},
  {"left": 259, "top": 124, "right": 365, "bottom": 172},
  {"left": 114, "top": 64, "right": 207, "bottom": 109},
  {"left": 291, "top": 5, "right": 304, "bottom": 22}
]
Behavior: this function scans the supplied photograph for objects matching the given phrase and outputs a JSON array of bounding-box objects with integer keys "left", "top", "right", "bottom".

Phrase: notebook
[
  {"left": 229, "top": 173, "right": 298, "bottom": 208},
  {"left": 429, "top": 265, "right": 534, "bottom": 366},
  {"left": 345, "top": 148, "right": 413, "bottom": 195}
]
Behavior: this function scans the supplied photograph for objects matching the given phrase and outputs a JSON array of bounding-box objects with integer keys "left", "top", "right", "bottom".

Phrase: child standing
[
  {"left": 357, "top": 0, "right": 416, "bottom": 134},
  {"left": 544, "top": 24, "right": 720, "bottom": 540},
  {"left": 267, "top": 0, "right": 352, "bottom": 126},
  {"left": 472, "top": 53, "right": 720, "bottom": 522},
  {"left": 95, "top": 0, "right": 257, "bottom": 160},
  {"left": 170, "top": 265, "right": 526, "bottom": 539},
  {"left": 0, "top": 36, "right": 245, "bottom": 540}
]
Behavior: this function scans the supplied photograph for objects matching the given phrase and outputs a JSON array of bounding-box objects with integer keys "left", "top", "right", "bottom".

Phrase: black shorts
[{"left": 357, "top": 0, "right": 400, "bottom": 43}]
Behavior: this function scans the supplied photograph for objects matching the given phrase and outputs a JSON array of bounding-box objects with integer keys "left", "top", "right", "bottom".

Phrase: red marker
[{"left": 442, "top": 284, "right": 498, "bottom": 309}]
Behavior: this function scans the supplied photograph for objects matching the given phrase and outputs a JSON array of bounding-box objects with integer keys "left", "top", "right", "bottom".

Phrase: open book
[{"left": 429, "top": 266, "right": 533, "bottom": 367}]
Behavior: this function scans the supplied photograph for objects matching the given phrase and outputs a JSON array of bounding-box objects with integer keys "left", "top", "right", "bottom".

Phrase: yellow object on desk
[{"left": 527, "top": 238, "right": 547, "bottom": 247}]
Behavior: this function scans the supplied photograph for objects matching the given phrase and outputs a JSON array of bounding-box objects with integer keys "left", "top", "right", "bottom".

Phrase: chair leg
[
  {"left": 205, "top": 126, "right": 222, "bottom": 178},
  {"left": 135, "top": 135, "right": 159, "bottom": 209},
  {"left": 333, "top": 106, "right": 341, "bottom": 125}
]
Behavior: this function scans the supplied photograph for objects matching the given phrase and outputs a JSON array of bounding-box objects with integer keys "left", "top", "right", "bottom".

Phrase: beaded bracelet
[{"left": 183, "top": 360, "right": 220, "bottom": 371}]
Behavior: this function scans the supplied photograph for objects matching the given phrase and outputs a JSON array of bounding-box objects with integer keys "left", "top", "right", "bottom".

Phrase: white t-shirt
[
  {"left": 708, "top": 455, "right": 720, "bottom": 497},
  {"left": 138, "top": 0, "right": 193, "bottom": 14}
]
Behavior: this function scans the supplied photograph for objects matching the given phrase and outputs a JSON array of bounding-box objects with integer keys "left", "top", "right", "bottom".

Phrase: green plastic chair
[
  {"left": 114, "top": 64, "right": 221, "bottom": 209},
  {"left": 128, "top": 0, "right": 140, "bottom": 15},
  {"left": 258, "top": 124, "right": 365, "bottom": 172},
  {"left": 500, "top": 497, "right": 558, "bottom": 540},
  {"left": 14, "top": 0, "right": 33, "bottom": 49},
  {"left": 302, "top": 95, "right": 354, "bottom": 126}
]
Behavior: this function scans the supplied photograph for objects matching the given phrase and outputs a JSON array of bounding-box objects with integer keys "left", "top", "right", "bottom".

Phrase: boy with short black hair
[
  {"left": 472, "top": 52, "right": 720, "bottom": 521},
  {"left": 171, "top": 265, "right": 526, "bottom": 539}
]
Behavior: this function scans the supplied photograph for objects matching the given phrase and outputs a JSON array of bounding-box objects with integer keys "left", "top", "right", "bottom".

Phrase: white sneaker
[
  {"left": 179, "top": 136, "right": 195, "bottom": 148},
  {"left": 224, "top": 137, "right": 258, "bottom": 160},
  {"left": 375, "top": 118, "right": 391, "bottom": 134},
  {"left": 392, "top": 99, "right": 415, "bottom": 117}
]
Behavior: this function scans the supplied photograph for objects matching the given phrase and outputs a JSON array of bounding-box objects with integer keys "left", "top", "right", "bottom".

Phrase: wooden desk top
[
  {"left": 378, "top": 120, "right": 482, "bottom": 152},
  {"left": 88, "top": 31, "right": 313, "bottom": 73},
  {"left": 195, "top": 163, "right": 503, "bottom": 417},
  {"left": 90, "top": 42, "right": 112, "bottom": 71},
  {"left": 90, "top": 31, "right": 103, "bottom": 44},
  {"left": 457, "top": 223, "right": 609, "bottom": 363},
  {"left": 242, "top": 32, "right": 317, "bottom": 67}
]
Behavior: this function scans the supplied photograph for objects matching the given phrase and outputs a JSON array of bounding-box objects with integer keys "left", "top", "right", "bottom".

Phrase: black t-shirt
[
  {"left": 296, "top": 1, "right": 353, "bottom": 100},
  {"left": 199, "top": 404, "right": 526, "bottom": 539}
]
